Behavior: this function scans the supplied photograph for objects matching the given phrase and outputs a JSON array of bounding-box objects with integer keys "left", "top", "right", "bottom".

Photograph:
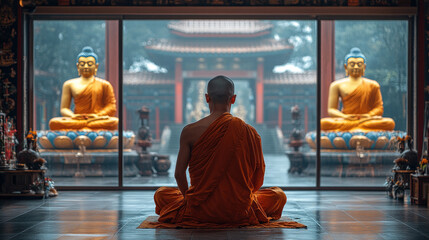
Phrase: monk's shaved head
[{"left": 207, "top": 75, "right": 235, "bottom": 104}]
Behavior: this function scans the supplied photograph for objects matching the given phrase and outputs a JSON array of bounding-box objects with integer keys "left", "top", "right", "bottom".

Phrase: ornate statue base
[
  {"left": 296, "top": 149, "right": 398, "bottom": 177},
  {"left": 39, "top": 149, "right": 139, "bottom": 177},
  {"left": 37, "top": 130, "right": 135, "bottom": 149},
  {"left": 305, "top": 130, "right": 405, "bottom": 150},
  {"left": 37, "top": 130, "right": 137, "bottom": 177},
  {"left": 302, "top": 130, "right": 405, "bottom": 177}
]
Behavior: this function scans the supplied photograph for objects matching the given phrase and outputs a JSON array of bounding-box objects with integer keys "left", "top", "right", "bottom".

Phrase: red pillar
[
  {"left": 155, "top": 107, "right": 160, "bottom": 140},
  {"left": 256, "top": 57, "right": 264, "bottom": 124},
  {"left": 278, "top": 104, "right": 282, "bottom": 130},
  {"left": 320, "top": 21, "right": 335, "bottom": 118},
  {"left": 305, "top": 105, "right": 308, "bottom": 134},
  {"left": 122, "top": 105, "right": 127, "bottom": 129},
  {"left": 175, "top": 58, "right": 183, "bottom": 124},
  {"left": 105, "top": 21, "right": 119, "bottom": 118}
]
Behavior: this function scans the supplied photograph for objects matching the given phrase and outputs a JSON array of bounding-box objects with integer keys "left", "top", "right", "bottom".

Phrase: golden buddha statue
[
  {"left": 320, "top": 48, "right": 395, "bottom": 132},
  {"left": 49, "top": 47, "right": 118, "bottom": 131}
]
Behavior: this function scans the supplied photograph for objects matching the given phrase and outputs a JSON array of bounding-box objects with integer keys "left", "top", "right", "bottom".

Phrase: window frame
[{"left": 24, "top": 6, "right": 418, "bottom": 190}]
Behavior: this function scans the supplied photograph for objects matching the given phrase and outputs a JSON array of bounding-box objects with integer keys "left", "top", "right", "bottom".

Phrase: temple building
[
  {"left": 123, "top": 20, "right": 316, "bottom": 143},
  {"left": 1, "top": 1, "right": 429, "bottom": 239}
]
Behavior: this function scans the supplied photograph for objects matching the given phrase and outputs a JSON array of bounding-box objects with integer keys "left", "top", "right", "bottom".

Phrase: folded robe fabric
[{"left": 151, "top": 113, "right": 306, "bottom": 229}]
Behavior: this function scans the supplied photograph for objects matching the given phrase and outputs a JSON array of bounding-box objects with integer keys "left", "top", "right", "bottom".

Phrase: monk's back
[
  {"left": 184, "top": 113, "right": 266, "bottom": 225},
  {"left": 153, "top": 75, "right": 290, "bottom": 227},
  {"left": 184, "top": 114, "right": 224, "bottom": 148}
]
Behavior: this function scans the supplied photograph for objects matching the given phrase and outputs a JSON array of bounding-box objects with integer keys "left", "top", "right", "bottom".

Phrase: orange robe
[
  {"left": 154, "top": 113, "right": 291, "bottom": 228},
  {"left": 321, "top": 78, "right": 395, "bottom": 132},
  {"left": 49, "top": 78, "right": 118, "bottom": 130}
]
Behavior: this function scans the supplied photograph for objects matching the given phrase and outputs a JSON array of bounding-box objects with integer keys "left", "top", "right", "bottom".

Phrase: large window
[
  {"left": 320, "top": 20, "right": 408, "bottom": 186},
  {"left": 31, "top": 15, "right": 411, "bottom": 189},
  {"left": 122, "top": 20, "right": 317, "bottom": 187},
  {"left": 34, "top": 20, "right": 119, "bottom": 186}
]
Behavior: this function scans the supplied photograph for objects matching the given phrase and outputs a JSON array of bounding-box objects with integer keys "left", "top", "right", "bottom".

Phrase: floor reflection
[
  {"left": 1, "top": 191, "right": 428, "bottom": 240},
  {"left": 51, "top": 154, "right": 391, "bottom": 187}
]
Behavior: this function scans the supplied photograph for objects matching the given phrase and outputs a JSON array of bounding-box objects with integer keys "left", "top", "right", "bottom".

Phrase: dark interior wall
[
  {"left": 0, "top": 0, "right": 426, "bottom": 148},
  {"left": 0, "top": 0, "right": 19, "bottom": 122}
]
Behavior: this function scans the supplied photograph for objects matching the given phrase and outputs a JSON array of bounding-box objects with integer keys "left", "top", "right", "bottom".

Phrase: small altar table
[
  {"left": 410, "top": 174, "right": 429, "bottom": 205},
  {"left": 0, "top": 169, "right": 46, "bottom": 198}
]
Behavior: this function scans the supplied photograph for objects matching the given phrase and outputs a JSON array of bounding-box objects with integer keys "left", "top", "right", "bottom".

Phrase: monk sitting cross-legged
[{"left": 153, "top": 75, "right": 297, "bottom": 228}]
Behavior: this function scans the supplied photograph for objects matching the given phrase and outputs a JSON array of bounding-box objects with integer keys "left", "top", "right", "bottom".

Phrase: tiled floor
[{"left": 1, "top": 191, "right": 428, "bottom": 240}]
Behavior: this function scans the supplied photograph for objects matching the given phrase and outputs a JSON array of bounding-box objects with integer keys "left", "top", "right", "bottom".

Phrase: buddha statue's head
[
  {"left": 344, "top": 47, "right": 366, "bottom": 78},
  {"left": 76, "top": 46, "right": 99, "bottom": 78}
]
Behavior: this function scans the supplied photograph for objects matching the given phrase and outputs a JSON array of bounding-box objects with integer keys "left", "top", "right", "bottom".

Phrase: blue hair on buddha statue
[
  {"left": 344, "top": 47, "right": 366, "bottom": 64},
  {"left": 77, "top": 46, "right": 98, "bottom": 63}
]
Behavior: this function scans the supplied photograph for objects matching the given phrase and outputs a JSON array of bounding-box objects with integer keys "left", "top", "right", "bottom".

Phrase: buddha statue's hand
[
  {"left": 71, "top": 114, "right": 85, "bottom": 120},
  {"left": 358, "top": 115, "right": 381, "bottom": 123},
  {"left": 85, "top": 114, "right": 99, "bottom": 119},
  {"left": 71, "top": 113, "right": 99, "bottom": 120},
  {"left": 87, "top": 115, "right": 109, "bottom": 123},
  {"left": 344, "top": 114, "right": 360, "bottom": 121}
]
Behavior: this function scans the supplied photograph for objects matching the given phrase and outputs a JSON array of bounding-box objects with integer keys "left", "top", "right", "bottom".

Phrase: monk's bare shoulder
[
  {"left": 181, "top": 117, "right": 211, "bottom": 145},
  {"left": 182, "top": 122, "right": 198, "bottom": 135},
  {"left": 234, "top": 117, "right": 261, "bottom": 140}
]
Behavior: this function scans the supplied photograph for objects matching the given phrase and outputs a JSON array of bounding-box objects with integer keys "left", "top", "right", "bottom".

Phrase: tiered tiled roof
[
  {"left": 168, "top": 20, "right": 273, "bottom": 37},
  {"left": 265, "top": 72, "right": 316, "bottom": 85},
  {"left": 144, "top": 39, "right": 293, "bottom": 57},
  {"left": 265, "top": 72, "right": 345, "bottom": 85},
  {"left": 124, "top": 71, "right": 328, "bottom": 86},
  {"left": 123, "top": 71, "right": 174, "bottom": 85}
]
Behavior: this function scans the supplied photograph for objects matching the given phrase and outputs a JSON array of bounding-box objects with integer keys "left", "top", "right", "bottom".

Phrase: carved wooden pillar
[
  {"left": 175, "top": 58, "right": 183, "bottom": 124},
  {"left": 105, "top": 20, "right": 119, "bottom": 118},
  {"left": 320, "top": 20, "right": 335, "bottom": 118},
  {"left": 256, "top": 57, "right": 264, "bottom": 124},
  {"left": 155, "top": 106, "right": 160, "bottom": 140},
  {"left": 278, "top": 104, "right": 282, "bottom": 130},
  {"left": 305, "top": 105, "right": 309, "bottom": 134}
]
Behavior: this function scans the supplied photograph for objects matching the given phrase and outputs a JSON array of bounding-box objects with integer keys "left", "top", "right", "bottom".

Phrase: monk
[
  {"left": 321, "top": 47, "right": 395, "bottom": 132},
  {"left": 153, "top": 75, "right": 294, "bottom": 228},
  {"left": 49, "top": 46, "right": 118, "bottom": 130}
]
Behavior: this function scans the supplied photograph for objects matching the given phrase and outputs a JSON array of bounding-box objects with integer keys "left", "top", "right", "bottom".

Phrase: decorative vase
[
  {"left": 17, "top": 145, "right": 40, "bottom": 170},
  {"left": 153, "top": 155, "right": 171, "bottom": 175},
  {"left": 401, "top": 139, "right": 418, "bottom": 170},
  {"left": 135, "top": 153, "right": 153, "bottom": 176}
]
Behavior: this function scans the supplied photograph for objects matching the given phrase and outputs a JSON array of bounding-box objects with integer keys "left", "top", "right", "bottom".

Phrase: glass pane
[
  {"left": 319, "top": 20, "right": 408, "bottom": 186},
  {"left": 123, "top": 20, "right": 317, "bottom": 187},
  {"left": 34, "top": 20, "right": 119, "bottom": 186}
]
